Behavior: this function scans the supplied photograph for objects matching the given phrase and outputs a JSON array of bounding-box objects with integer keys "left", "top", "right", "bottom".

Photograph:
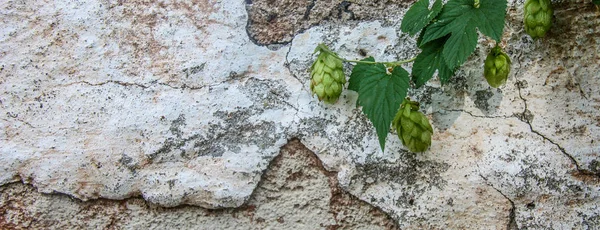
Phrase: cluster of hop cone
[
  {"left": 485, "top": 0, "right": 553, "bottom": 87},
  {"left": 309, "top": 0, "right": 554, "bottom": 152},
  {"left": 309, "top": 44, "right": 434, "bottom": 153}
]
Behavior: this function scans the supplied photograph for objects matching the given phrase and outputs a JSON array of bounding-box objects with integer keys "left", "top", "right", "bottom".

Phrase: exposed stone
[
  {"left": 245, "top": 0, "right": 416, "bottom": 46},
  {"left": 0, "top": 140, "right": 397, "bottom": 229}
]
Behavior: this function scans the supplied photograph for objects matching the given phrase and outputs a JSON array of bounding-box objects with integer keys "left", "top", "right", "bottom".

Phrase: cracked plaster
[
  {"left": 1, "top": 0, "right": 599, "bottom": 228},
  {"left": 0, "top": 140, "right": 397, "bottom": 229}
]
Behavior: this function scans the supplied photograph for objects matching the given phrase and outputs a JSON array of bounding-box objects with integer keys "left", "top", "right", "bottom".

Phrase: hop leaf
[
  {"left": 310, "top": 44, "right": 346, "bottom": 103},
  {"left": 420, "top": 0, "right": 507, "bottom": 68},
  {"left": 484, "top": 45, "right": 511, "bottom": 88},
  {"left": 412, "top": 35, "right": 456, "bottom": 87},
  {"left": 524, "top": 0, "right": 553, "bottom": 39},
  {"left": 349, "top": 59, "right": 410, "bottom": 152},
  {"left": 400, "top": 0, "right": 443, "bottom": 36},
  {"left": 392, "top": 99, "right": 433, "bottom": 153}
]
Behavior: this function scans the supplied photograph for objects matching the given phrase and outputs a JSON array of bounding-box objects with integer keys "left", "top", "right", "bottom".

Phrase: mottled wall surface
[
  {"left": 1, "top": 0, "right": 599, "bottom": 229},
  {"left": 0, "top": 140, "right": 397, "bottom": 229}
]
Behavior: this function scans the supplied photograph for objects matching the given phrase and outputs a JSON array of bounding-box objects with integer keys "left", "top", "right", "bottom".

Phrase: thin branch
[{"left": 316, "top": 43, "right": 417, "bottom": 67}]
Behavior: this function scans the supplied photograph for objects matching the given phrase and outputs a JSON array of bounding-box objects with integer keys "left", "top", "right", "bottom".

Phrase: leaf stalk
[{"left": 316, "top": 43, "right": 416, "bottom": 67}]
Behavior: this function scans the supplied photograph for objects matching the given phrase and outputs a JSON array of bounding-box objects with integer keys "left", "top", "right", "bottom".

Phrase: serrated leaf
[
  {"left": 348, "top": 57, "right": 381, "bottom": 92},
  {"left": 422, "top": 0, "right": 506, "bottom": 44},
  {"left": 420, "top": 7, "right": 473, "bottom": 46},
  {"left": 416, "top": 29, "right": 425, "bottom": 47},
  {"left": 412, "top": 36, "right": 455, "bottom": 87},
  {"left": 442, "top": 19, "right": 478, "bottom": 68},
  {"left": 401, "top": 0, "right": 443, "bottom": 36},
  {"left": 420, "top": 0, "right": 507, "bottom": 67},
  {"left": 472, "top": 0, "right": 509, "bottom": 41},
  {"left": 354, "top": 64, "right": 410, "bottom": 152}
]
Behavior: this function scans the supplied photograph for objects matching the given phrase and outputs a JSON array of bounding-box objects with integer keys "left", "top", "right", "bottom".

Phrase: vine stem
[
  {"left": 342, "top": 57, "right": 417, "bottom": 66},
  {"left": 316, "top": 43, "right": 416, "bottom": 67}
]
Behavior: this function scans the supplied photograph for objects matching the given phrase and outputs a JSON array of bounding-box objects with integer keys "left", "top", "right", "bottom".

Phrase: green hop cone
[
  {"left": 524, "top": 0, "right": 553, "bottom": 39},
  {"left": 310, "top": 44, "right": 346, "bottom": 104},
  {"left": 392, "top": 99, "right": 433, "bottom": 153},
  {"left": 484, "top": 45, "right": 511, "bottom": 88}
]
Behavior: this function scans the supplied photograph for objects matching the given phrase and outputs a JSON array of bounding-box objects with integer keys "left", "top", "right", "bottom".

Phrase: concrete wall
[{"left": 1, "top": 0, "right": 599, "bottom": 229}]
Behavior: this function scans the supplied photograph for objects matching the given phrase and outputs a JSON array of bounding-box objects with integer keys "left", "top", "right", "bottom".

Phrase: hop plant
[
  {"left": 310, "top": 44, "right": 346, "bottom": 103},
  {"left": 392, "top": 99, "right": 433, "bottom": 153},
  {"left": 524, "top": 0, "right": 553, "bottom": 39},
  {"left": 484, "top": 45, "right": 511, "bottom": 88}
]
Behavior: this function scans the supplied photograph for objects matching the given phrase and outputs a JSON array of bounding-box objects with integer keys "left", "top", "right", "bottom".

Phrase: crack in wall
[
  {"left": 52, "top": 74, "right": 255, "bottom": 91},
  {"left": 284, "top": 38, "right": 306, "bottom": 87},
  {"left": 514, "top": 76, "right": 599, "bottom": 178},
  {"left": 1, "top": 117, "right": 35, "bottom": 129},
  {"left": 1, "top": 139, "right": 399, "bottom": 229},
  {"left": 283, "top": 38, "right": 311, "bottom": 122},
  {"left": 429, "top": 109, "right": 514, "bottom": 119},
  {"left": 54, "top": 80, "right": 198, "bottom": 90},
  {"left": 432, "top": 103, "right": 596, "bottom": 179},
  {"left": 480, "top": 174, "right": 518, "bottom": 230}
]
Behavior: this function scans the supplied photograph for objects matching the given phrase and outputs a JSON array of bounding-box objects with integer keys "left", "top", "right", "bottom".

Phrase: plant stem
[
  {"left": 317, "top": 43, "right": 416, "bottom": 67},
  {"left": 342, "top": 57, "right": 417, "bottom": 66}
]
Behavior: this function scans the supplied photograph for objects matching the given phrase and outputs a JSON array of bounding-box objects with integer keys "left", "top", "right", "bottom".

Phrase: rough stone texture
[
  {"left": 1, "top": 0, "right": 599, "bottom": 229},
  {"left": 245, "top": 0, "right": 415, "bottom": 46},
  {"left": 0, "top": 140, "right": 397, "bottom": 229}
]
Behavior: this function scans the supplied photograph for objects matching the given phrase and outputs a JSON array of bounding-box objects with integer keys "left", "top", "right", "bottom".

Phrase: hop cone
[
  {"left": 484, "top": 45, "right": 511, "bottom": 88},
  {"left": 524, "top": 0, "right": 553, "bottom": 39},
  {"left": 310, "top": 44, "right": 346, "bottom": 103},
  {"left": 392, "top": 99, "right": 433, "bottom": 153}
]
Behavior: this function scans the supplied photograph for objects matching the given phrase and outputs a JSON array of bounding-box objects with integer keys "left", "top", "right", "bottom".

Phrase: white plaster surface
[{"left": 1, "top": 0, "right": 599, "bottom": 228}]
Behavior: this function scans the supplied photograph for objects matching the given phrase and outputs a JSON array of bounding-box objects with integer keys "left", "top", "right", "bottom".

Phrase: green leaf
[
  {"left": 348, "top": 57, "right": 381, "bottom": 92},
  {"left": 594, "top": 0, "right": 600, "bottom": 5},
  {"left": 412, "top": 36, "right": 455, "bottom": 87},
  {"left": 422, "top": 0, "right": 507, "bottom": 44},
  {"left": 442, "top": 19, "right": 478, "bottom": 68},
  {"left": 420, "top": 0, "right": 507, "bottom": 68},
  {"left": 349, "top": 57, "right": 385, "bottom": 107},
  {"left": 420, "top": 1, "right": 474, "bottom": 46},
  {"left": 352, "top": 63, "right": 410, "bottom": 152},
  {"left": 416, "top": 29, "right": 425, "bottom": 47},
  {"left": 471, "top": 0, "right": 508, "bottom": 41},
  {"left": 400, "top": 0, "right": 443, "bottom": 36}
]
